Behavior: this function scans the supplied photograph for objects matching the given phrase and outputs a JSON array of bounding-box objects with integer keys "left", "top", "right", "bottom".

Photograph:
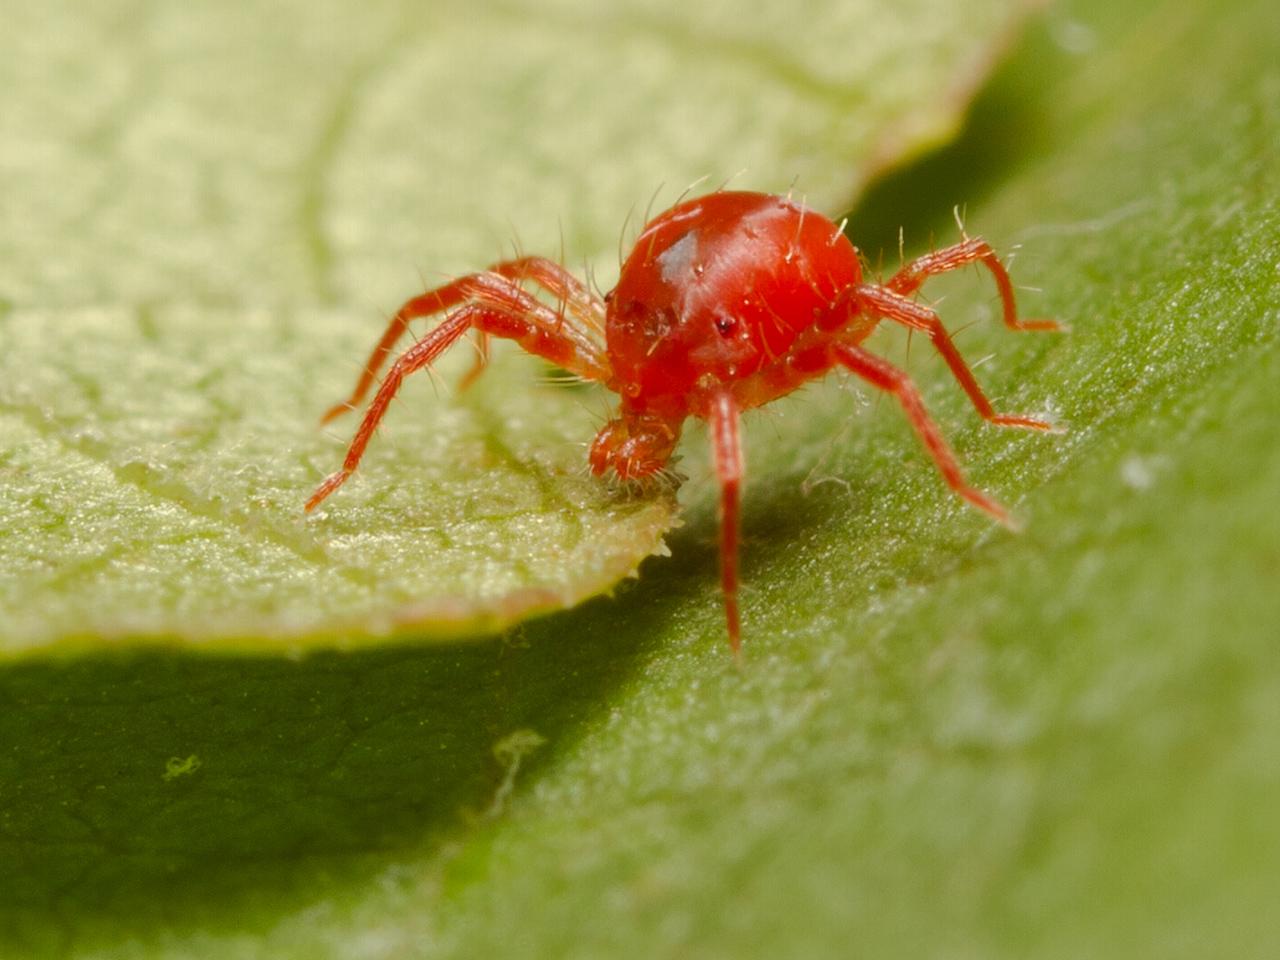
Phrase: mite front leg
[
  {"left": 498, "top": 256, "right": 606, "bottom": 335},
  {"left": 307, "top": 300, "right": 610, "bottom": 512},
  {"left": 452, "top": 257, "right": 605, "bottom": 393},
  {"left": 709, "top": 392, "right": 745, "bottom": 652},
  {"left": 457, "top": 331, "right": 491, "bottom": 393},
  {"left": 307, "top": 310, "right": 475, "bottom": 510},
  {"left": 856, "top": 285, "right": 1053, "bottom": 432},
  {"left": 323, "top": 261, "right": 607, "bottom": 424},
  {"left": 834, "top": 343, "right": 1014, "bottom": 528},
  {"left": 886, "top": 236, "right": 1059, "bottom": 333},
  {"left": 320, "top": 275, "right": 493, "bottom": 424}
]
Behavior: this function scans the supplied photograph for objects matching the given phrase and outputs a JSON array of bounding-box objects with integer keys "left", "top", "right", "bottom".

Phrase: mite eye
[{"left": 714, "top": 316, "right": 738, "bottom": 338}]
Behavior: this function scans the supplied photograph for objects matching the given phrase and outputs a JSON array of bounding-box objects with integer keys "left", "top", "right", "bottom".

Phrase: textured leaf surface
[
  {"left": 0, "top": 0, "right": 1027, "bottom": 655},
  {"left": 6, "top": 0, "right": 1277, "bottom": 958},
  {"left": 0, "top": 308, "right": 676, "bottom": 652}
]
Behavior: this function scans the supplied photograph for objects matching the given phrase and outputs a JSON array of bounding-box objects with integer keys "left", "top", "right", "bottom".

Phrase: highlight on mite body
[{"left": 307, "top": 190, "right": 1059, "bottom": 650}]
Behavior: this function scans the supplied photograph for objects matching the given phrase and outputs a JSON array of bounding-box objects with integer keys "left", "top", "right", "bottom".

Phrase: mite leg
[
  {"left": 709, "top": 392, "right": 745, "bottom": 652},
  {"left": 308, "top": 310, "right": 474, "bottom": 510},
  {"left": 834, "top": 343, "right": 1014, "bottom": 527},
  {"left": 457, "top": 257, "right": 605, "bottom": 392},
  {"left": 321, "top": 275, "right": 490, "bottom": 424},
  {"left": 457, "top": 331, "right": 491, "bottom": 393},
  {"left": 323, "top": 262, "right": 607, "bottom": 423},
  {"left": 886, "top": 237, "right": 1059, "bottom": 332},
  {"left": 307, "top": 301, "right": 605, "bottom": 512},
  {"left": 856, "top": 285, "right": 1052, "bottom": 431},
  {"left": 496, "top": 256, "right": 606, "bottom": 336}
]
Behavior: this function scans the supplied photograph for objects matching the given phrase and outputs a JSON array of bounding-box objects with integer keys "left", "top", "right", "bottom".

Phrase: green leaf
[
  {"left": 0, "top": 0, "right": 1029, "bottom": 655},
  {"left": 6, "top": 0, "right": 1277, "bottom": 959},
  {"left": 0, "top": 307, "right": 678, "bottom": 652}
]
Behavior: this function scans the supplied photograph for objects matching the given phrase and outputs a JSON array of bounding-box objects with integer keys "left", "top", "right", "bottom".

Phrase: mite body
[{"left": 307, "top": 191, "right": 1058, "bottom": 649}]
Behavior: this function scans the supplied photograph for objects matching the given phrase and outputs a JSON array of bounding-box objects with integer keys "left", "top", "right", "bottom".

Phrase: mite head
[
  {"left": 588, "top": 409, "right": 683, "bottom": 480},
  {"left": 605, "top": 271, "right": 763, "bottom": 404}
]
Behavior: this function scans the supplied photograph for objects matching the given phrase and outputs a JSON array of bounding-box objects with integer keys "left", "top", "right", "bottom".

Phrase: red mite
[{"left": 306, "top": 191, "right": 1058, "bottom": 651}]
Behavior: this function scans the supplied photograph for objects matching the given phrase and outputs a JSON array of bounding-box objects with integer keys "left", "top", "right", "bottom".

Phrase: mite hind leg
[
  {"left": 834, "top": 342, "right": 1015, "bottom": 528},
  {"left": 855, "top": 284, "right": 1053, "bottom": 432},
  {"left": 886, "top": 236, "right": 1059, "bottom": 333}
]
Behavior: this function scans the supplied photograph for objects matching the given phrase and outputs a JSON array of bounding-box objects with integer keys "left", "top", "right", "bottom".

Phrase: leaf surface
[{"left": 0, "top": 0, "right": 1029, "bottom": 654}]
